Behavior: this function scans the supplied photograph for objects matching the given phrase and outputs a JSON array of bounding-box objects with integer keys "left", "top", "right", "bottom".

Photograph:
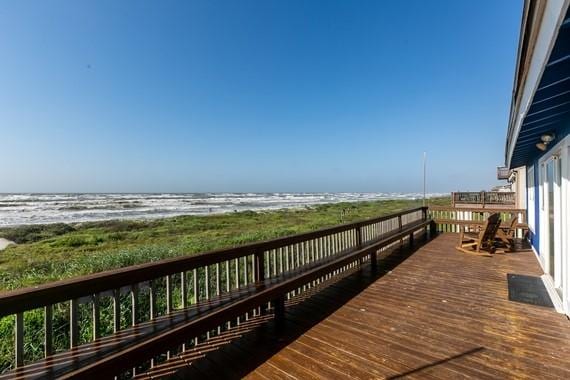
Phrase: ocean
[{"left": 0, "top": 193, "right": 445, "bottom": 227}]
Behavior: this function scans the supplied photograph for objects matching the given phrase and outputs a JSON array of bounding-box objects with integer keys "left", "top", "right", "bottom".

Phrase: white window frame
[{"left": 527, "top": 166, "right": 535, "bottom": 232}]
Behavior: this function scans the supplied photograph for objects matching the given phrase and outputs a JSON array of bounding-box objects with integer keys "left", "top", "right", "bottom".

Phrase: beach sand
[{"left": 0, "top": 238, "right": 16, "bottom": 250}]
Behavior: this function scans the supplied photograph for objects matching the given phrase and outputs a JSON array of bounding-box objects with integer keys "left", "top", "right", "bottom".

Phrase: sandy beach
[{"left": 0, "top": 238, "right": 15, "bottom": 250}]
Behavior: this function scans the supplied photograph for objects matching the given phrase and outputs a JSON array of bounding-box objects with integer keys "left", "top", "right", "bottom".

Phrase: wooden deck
[{"left": 145, "top": 233, "right": 570, "bottom": 379}]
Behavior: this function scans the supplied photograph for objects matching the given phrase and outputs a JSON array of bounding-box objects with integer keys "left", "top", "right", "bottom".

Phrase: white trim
[
  {"left": 527, "top": 166, "right": 535, "bottom": 233},
  {"left": 536, "top": 134, "right": 570, "bottom": 316},
  {"left": 530, "top": 243, "right": 565, "bottom": 313},
  {"left": 531, "top": 244, "right": 565, "bottom": 314},
  {"left": 531, "top": 243, "right": 546, "bottom": 272},
  {"left": 541, "top": 274, "right": 565, "bottom": 313},
  {"left": 507, "top": 0, "right": 570, "bottom": 168}
]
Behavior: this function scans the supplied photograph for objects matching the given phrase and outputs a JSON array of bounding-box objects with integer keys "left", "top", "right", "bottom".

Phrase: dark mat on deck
[{"left": 507, "top": 273, "right": 554, "bottom": 308}]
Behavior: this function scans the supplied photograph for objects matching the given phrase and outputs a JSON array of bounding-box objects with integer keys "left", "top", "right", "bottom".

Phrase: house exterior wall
[{"left": 525, "top": 123, "right": 570, "bottom": 313}]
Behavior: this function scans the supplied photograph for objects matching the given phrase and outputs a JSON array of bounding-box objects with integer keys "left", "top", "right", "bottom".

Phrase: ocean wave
[{"left": 0, "top": 192, "right": 447, "bottom": 227}]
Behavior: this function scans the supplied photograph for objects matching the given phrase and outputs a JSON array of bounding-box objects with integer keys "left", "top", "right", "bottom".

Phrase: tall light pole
[{"left": 423, "top": 152, "right": 427, "bottom": 206}]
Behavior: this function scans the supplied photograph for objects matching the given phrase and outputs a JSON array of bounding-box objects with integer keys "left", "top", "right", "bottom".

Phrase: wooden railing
[
  {"left": 429, "top": 206, "right": 527, "bottom": 238},
  {"left": 451, "top": 191, "right": 516, "bottom": 207},
  {"left": 0, "top": 207, "right": 430, "bottom": 378}
]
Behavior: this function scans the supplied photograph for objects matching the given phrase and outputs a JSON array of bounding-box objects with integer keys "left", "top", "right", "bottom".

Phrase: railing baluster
[
  {"left": 92, "top": 294, "right": 100, "bottom": 339},
  {"left": 255, "top": 249, "right": 265, "bottom": 282},
  {"left": 70, "top": 299, "right": 79, "bottom": 347},
  {"left": 44, "top": 305, "right": 53, "bottom": 357},
  {"left": 279, "top": 247, "right": 284, "bottom": 274},
  {"left": 131, "top": 284, "right": 139, "bottom": 325},
  {"left": 166, "top": 275, "right": 172, "bottom": 313},
  {"left": 205, "top": 266, "right": 210, "bottom": 300},
  {"left": 216, "top": 263, "right": 221, "bottom": 296},
  {"left": 272, "top": 249, "right": 277, "bottom": 277},
  {"left": 181, "top": 272, "right": 187, "bottom": 309},
  {"left": 113, "top": 289, "right": 121, "bottom": 333},
  {"left": 226, "top": 261, "right": 230, "bottom": 292},
  {"left": 15, "top": 312, "right": 24, "bottom": 368},
  {"left": 150, "top": 281, "right": 157, "bottom": 320},
  {"left": 243, "top": 256, "right": 248, "bottom": 285},
  {"left": 193, "top": 269, "right": 198, "bottom": 303},
  {"left": 235, "top": 258, "right": 240, "bottom": 289}
]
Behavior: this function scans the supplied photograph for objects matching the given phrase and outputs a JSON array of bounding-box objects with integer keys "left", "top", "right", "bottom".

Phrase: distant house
[{"left": 506, "top": 0, "right": 570, "bottom": 315}]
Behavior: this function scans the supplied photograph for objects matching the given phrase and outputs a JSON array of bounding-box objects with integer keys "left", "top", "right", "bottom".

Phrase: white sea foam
[{"left": 0, "top": 193, "right": 447, "bottom": 227}]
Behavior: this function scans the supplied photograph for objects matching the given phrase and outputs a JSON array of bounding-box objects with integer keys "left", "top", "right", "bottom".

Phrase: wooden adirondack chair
[
  {"left": 496, "top": 215, "right": 518, "bottom": 250},
  {"left": 456, "top": 213, "right": 502, "bottom": 255}
]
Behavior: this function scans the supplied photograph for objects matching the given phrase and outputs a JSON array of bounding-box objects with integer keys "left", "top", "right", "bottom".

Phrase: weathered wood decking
[{"left": 147, "top": 233, "right": 570, "bottom": 379}]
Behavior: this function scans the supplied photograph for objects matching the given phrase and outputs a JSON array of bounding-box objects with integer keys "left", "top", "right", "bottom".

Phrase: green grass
[{"left": 0, "top": 198, "right": 450, "bottom": 373}]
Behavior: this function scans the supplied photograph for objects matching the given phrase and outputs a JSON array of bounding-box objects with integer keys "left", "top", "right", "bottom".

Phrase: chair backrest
[
  {"left": 480, "top": 213, "right": 502, "bottom": 246},
  {"left": 505, "top": 215, "right": 518, "bottom": 236}
]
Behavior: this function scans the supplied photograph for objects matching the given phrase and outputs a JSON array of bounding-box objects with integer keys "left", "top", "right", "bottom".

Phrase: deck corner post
[
  {"left": 429, "top": 220, "right": 437, "bottom": 238},
  {"left": 409, "top": 232, "right": 414, "bottom": 247},
  {"left": 422, "top": 207, "right": 428, "bottom": 221}
]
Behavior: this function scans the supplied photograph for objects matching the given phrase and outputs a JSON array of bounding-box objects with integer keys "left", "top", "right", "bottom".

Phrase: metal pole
[{"left": 423, "top": 152, "right": 427, "bottom": 206}]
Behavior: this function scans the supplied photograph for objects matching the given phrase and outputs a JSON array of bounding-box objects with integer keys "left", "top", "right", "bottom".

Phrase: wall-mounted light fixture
[{"left": 536, "top": 133, "right": 555, "bottom": 151}]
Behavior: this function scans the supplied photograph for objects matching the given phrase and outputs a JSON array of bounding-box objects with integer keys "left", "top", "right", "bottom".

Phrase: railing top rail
[
  {"left": 0, "top": 206, "right": 427, "bottom": 317},
  {"left": 452, "top": 191, "right": 515, "bottom": 194},
  {"left": 429, "top": 206, "right": 525, "bottom": 213}
]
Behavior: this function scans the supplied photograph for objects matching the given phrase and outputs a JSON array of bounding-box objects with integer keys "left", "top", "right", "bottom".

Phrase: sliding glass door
[{"left": 544, "top": 155, "right": 562, "bottom": 295}]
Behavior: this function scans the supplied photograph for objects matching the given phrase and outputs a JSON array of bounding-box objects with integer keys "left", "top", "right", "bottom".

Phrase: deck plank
[{"left": 153, "top": 233, "right": 570, "bottom": 379}]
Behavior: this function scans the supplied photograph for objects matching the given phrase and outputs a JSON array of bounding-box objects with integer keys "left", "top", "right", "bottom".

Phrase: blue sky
[{"left": 0, "top": 0, "right": 522, "bottom": 193}]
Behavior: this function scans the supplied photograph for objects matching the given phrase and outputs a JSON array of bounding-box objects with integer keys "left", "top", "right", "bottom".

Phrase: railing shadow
[
  {"left": 160, "top": 232, "right": 435, "bottom": 379},
  {"left": 386, "top": 347, "right": 485, "bottom": 379}
]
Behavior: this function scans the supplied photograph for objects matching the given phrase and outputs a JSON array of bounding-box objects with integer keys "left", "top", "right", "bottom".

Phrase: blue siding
[{"left": 525, "top": 121, "right": 570, "bottom": 255}]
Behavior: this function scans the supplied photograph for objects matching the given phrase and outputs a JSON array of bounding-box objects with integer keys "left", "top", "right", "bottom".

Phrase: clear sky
[{"left": 0, "top": 0, "right": 523, "bottom": 193}]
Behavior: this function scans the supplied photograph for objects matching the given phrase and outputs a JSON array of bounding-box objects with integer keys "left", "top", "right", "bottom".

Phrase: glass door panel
[{"left": 546, "top": 159, "right": 555, "bottom": 276}]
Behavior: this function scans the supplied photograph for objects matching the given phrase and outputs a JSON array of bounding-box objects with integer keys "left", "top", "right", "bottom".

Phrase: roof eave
[{"left": 505, "top": 0, "right": 570, "bottom": 169}]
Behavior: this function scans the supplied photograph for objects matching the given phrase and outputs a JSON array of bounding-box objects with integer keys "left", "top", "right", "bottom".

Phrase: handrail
[
  {"left": 0, "top": 206, "right": 426, "bottom": 316},
  {"left": 0, "top": 206, "right": 428, "bottom": 373},
  {"left": 429, "top": 206, "right": 527, "bottom": 237},
  {"left": 429, "top": 206, "right": 525, "bottom": 213},
  {"left": 451, "top": 191, "right": 516, "bottom": 207}
]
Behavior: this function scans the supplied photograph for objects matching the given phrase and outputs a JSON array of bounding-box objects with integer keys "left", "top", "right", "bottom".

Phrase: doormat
[{"left": 507, "top": 274, "right": 554, "bottom": 308}]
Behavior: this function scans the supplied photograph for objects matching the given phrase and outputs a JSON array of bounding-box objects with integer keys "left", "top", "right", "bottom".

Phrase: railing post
[
  {"left": 370, "top": 249, "right": 377, "bottom": 270},
  {"left": 255, "top": 249, "right": 265, "bottom": 283},
  {"left": 356, "top": 225, "right": 367, "bottom": 265},
  {"left": 429, "top": 220, "right": 437, "bottom": 238},
  {"left": 272, "top": 296, "right": 285, "bottom": 326},
  {"left": 356, "top": 225, "right": 363, "bottom": 248}
]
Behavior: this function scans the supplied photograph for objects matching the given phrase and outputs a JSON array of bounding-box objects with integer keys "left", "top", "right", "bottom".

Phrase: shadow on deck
[{"left": 141, "top": 234, "right": 570, "bottom": 379}]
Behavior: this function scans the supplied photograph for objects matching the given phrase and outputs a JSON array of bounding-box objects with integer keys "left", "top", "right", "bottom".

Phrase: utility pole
[{"left": 423, "top": 152, "right": 427, "bottom": 207}]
